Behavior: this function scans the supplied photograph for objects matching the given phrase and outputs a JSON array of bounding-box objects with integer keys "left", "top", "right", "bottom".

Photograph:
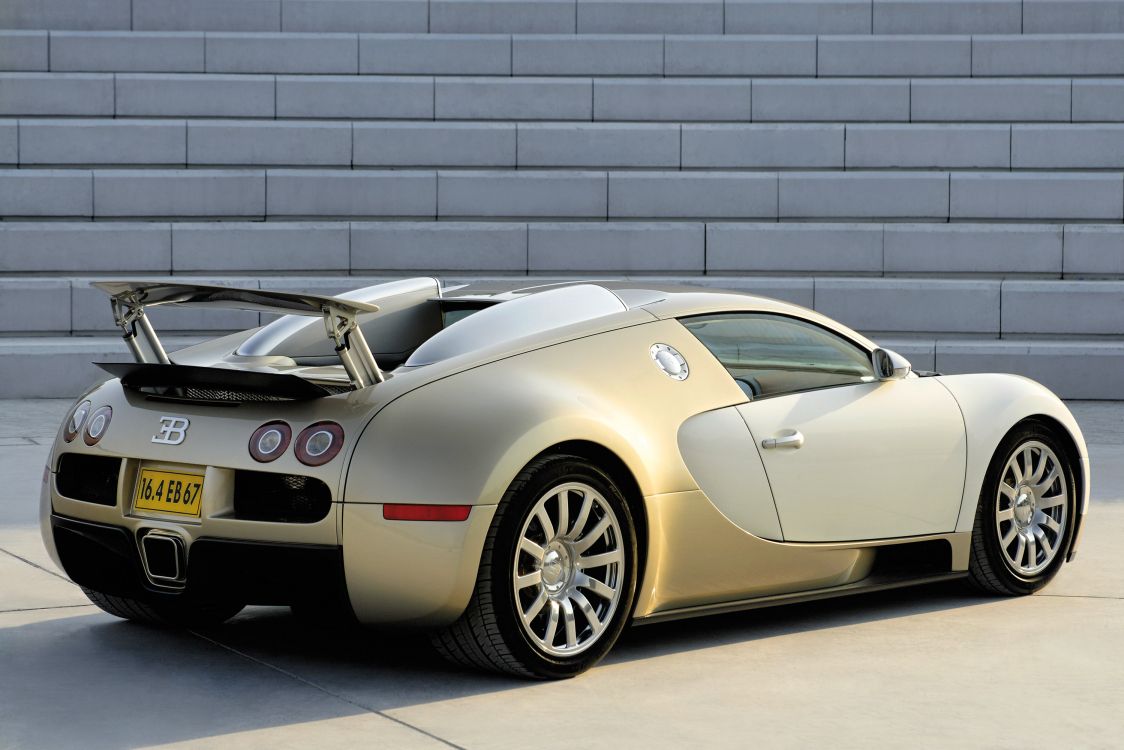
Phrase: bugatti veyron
[{"left": 41, "top": 278, "right": 1089, "bottom": 678}]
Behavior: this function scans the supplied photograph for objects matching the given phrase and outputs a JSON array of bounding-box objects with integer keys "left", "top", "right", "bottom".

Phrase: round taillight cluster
[
  {"left": 247, "top": 420, "right": 344, "bottom": 466},
  {"left": 63, "top": 400, "right": 92, "bottom": 443},
  {"left": 294, "top": 422, "right": 345, "bottom": 467},
  {"left": 249, "top": 421, "right": 292, "bottom": 463},
  {"left": 82, "top": 406, "right": 113, "bottom": 446}
]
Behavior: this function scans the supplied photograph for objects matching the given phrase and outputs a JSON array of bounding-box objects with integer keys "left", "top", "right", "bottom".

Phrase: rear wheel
[
  {"left": 968, "top": 424, "right": 1077, "bottom": 596},
  {"left": 432, "top": 455, "right": 638, "bottom": 679},
  {"left": 82, "top": 587, "right": 244, "bottom": 628}
]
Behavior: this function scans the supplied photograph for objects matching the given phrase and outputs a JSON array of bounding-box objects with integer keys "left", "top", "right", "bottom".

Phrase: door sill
[{"left": 633, "top": 571, "right": 968, "bottom": 626}]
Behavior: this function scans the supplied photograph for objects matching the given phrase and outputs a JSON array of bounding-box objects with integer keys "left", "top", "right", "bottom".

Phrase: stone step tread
[
  {"left": 3, "top": 1, "right": 1124, "bottom": 36},
  {"left": 3, "top": 32, "right": 1124, "bottom": 77},
  {"left": 2, "top": 220, "right": 1122, "bottom": 277},
  {"left": 9, "top": 119, "right": 1124, "bottom": 170},
  {"left": 3, "top": 168, "right": 1124, "bottom": 222},
  {"left": 6, "top": 73, "right": 1124, "bottom": 123}
]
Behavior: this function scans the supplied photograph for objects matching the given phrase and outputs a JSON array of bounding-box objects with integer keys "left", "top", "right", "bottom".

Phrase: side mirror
[{"left": 872, "top": 348, "right": 912, "bottom": 381}]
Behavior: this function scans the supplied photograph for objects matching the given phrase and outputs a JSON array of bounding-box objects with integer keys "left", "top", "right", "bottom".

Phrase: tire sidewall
[
  {"left": 489, "top": 457, "right": 638, "bottom": 679},
  {"left": 978, "top": 424, "right": 1078, "bottom": 594}
]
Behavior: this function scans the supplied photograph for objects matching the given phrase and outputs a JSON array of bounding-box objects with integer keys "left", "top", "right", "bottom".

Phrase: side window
[{"left": 681, "top": 313, "right": 876, "bottom": 399}]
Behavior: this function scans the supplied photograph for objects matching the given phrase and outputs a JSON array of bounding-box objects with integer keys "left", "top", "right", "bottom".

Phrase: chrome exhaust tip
[{"left": 140, "top": 531, "right": 185, "bottom": 584}]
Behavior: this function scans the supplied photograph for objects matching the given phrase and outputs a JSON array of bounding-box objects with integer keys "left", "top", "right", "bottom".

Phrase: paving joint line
[
  {"left": 1037, "top": 593, "right": 1124, "bottom": 600},
  {"left": 189, "top": 630, "right": 467, "bottom": 750},
  {"left": 0, "top": 546, "right": 74, "bottom": 585},
  {"left": 0, "top": 603, "right": 94, "bottom": 614}
]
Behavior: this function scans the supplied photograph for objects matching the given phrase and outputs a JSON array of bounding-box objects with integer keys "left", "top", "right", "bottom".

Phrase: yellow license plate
[{"left": 134, "top": 469, "right": 204, "bottom": 518}]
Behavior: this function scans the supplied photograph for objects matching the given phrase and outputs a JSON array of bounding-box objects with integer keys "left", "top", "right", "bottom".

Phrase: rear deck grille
[
  {"left": 233, "top": 470, "right": 332, "bottom": 523},
  {"left": 97, "top": 362, "right": 353, "bottom": 404},
  {"left": 146, "top": 384, "right": 353, "bottom": 404},
  {"left": 182, "top": 386, "right": 290, "bottom": 403},
  {"left": 56, "top": 453, "right": 120, "bottom": 506}
]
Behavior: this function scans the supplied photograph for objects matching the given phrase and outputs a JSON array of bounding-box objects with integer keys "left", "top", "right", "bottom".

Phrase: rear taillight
[
  {"left": 249, "top": 421, "right": 291, "bottom": 463},
  {"left": 295, "top": 421, "right": 344, "bottom": 467},
  {"left": 83, "top": 406, "right": 112, "bottom": 446},
  {"left": 63, "top": 400, "right": 91, "bottom": 443}
]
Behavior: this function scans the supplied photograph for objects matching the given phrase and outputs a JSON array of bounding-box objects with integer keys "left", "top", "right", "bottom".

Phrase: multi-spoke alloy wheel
[
  {"left": 432, "top": 455, "right": 637, "bottom": 679},
  {"left": 995, "top": 441, "right": 1068, "bottom": 576},
  {"left": 969, "top": 424, "right": 1076, "bottom": 596},
  {"left": 513, "top": 482, "right": 625, "bottom": 656}
]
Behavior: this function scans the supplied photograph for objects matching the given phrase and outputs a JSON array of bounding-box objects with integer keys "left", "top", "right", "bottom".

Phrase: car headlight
[
  {"left": 249, "top": 421, "right": 292, "bottom": 463},
  {"left": 295, "top": 421, "right": 344, "bottom": 467},
  {"left": 83, "top": 406, "right": 112, "bottom": 446},
  {"left": 63, "top": 400, "right": 92, "bottom": 443}
]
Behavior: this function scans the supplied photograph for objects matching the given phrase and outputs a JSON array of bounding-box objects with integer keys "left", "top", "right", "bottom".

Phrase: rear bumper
[{"left": 51, "top": 513, "right": 348, "bottom": 608}]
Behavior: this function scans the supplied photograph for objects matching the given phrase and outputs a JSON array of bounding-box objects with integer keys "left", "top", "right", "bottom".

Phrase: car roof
[
  {"left": 442, "top": 278, "right": 781, "bottom": 313},
  {"left": 430, "top": 279, "right": 878, "bottom": 358}
]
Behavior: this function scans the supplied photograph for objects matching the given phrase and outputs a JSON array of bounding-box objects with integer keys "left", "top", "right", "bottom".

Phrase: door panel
[{"left": 736, "top": 379, "right": 966, "bottom": 542}]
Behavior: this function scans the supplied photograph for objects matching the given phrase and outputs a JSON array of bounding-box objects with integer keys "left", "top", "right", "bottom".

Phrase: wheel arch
[
  {"left": 532, "top": 439, "right": 650, "bottom": 613},
  {"left": 1007, "top": 413, "right": 1086, "bottom": 562},
  {"left": 938, "top": 374, "right": 1089, "bottom": 553}
]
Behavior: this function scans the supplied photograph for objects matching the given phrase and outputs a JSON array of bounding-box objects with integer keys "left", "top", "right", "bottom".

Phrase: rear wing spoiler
[{"left": 92, "top": 281, "right": 386, "bottom": 389}]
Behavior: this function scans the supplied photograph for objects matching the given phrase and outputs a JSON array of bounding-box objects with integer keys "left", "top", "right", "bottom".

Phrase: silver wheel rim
[
  {"left": 513, "top": 482, "right": 625, "bottom": 657},
  {"left": 996, "top": 440, "right": 1068, "bottom": 576}
]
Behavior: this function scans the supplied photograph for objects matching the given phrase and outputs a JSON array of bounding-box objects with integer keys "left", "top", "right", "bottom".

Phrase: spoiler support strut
[
  {"left": 99, "top": 281, "right": 385, "bottom": 391},
  {"left": 111, "top": 293, "right": 171, "bottom": 365},
  {"left": 323, "top": 302, "right": 384, "bottom": 387}
]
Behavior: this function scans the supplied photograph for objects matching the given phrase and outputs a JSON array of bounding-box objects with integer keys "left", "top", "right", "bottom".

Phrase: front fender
[{"left": 938, "top": 374, "right": 1090, "bottom": 552}]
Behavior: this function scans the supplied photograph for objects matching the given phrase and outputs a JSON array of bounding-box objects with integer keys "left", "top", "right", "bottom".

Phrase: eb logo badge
[{"left": 152, "top": 416, "right": 190, "bottom": 445}]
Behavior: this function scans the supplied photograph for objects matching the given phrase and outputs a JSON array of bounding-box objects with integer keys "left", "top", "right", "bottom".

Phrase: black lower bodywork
[{"left": 50, "top": 514, "right": 351, "bottom": 611}]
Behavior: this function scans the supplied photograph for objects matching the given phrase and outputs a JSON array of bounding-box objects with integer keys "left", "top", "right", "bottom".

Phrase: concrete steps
[
  {"left": 2, "top": 303, "right": 1121, "bottom": 398},
  {"left": 2, "top": 4, "right": 1123, "bottom": 398},
  {"left": 3, "top": 221, "right": 1123, "bottom": 277},
  {"left": 7, "top": 33, "right": 1124, "bottom": 78},
  {"left": 5, "top": 1, "right": 1124, "bottom": 35},
  {"left": 6, "top": 271, "right": 1122, "bottom": 339},
  {"left": 9, "top": 120, "right": 1124, "bottom": 169},
  {"left": 4, "top": 73, "right": 1124, "bottom": 122},
  {"left": 5, "top": 168, "right": 1124, "bottom": 222}
]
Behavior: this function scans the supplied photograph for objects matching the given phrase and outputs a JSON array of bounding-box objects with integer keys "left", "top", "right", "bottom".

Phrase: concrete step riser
[
  {"left": 12, "top": 120, "right": 1124, "bottom": 170},
  {"left": 4, "top": 169, "right": 1124, "bottom": 222},
  {"left": 4, "top": 1, "right": 1124, "bottom": 35},
  {"left": 6, "top": 34, "right": 1124, "bottom": 78},
  {"left": 5, "top": 73, "right": 1124, "bottom": 123},
  {"left": 3, "top": 274, "right": 1121, "bottom": 340},
  {"left": 4, "top": 221, "right": 1122, "bottom": 277}
]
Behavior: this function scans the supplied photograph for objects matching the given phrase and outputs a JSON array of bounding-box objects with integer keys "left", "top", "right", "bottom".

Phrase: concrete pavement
[{"left": 2, "top": 399, "right": 1122, "bottom": 749}]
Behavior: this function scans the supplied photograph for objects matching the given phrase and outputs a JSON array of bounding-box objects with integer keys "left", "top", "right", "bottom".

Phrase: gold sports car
[{"left": 42, "top": 278, "right": 1090, "bottom": 678}]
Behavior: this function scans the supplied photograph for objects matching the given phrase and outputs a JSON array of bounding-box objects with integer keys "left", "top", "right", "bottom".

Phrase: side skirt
[{"left": 632, "top": 571, "right": 968, "bottom": 626}]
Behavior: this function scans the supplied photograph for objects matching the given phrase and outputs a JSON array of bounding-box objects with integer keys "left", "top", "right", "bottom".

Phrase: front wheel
[
  {"left": 968, "top": 423, "right": 1078, "bottom": 596},
  {"left": 432, "top": 455, "right": 638, "bottom": 679}
]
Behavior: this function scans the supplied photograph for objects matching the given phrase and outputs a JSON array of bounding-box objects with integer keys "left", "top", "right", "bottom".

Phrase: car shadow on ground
[
  {"left": 203, "top": 579, "right": 991, "bottom": 703},
  {"left": 0, "top": 580, "right": 993, "bottom": 748}
]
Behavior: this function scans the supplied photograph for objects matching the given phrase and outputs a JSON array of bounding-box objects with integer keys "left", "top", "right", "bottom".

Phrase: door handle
[{"left": 761, "top": 431, "right": 804, "bottom": 450}]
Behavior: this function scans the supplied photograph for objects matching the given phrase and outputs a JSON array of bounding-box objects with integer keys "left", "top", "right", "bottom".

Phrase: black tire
[
  {"left": 968, "top": 422, "right": 1078, "bottom": 596},
  {"left": 82, "top": 586, "right": 244, "bottom": 628},
  {"left": 431, "top": 454, "right": 638, "bottom": 679}
]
